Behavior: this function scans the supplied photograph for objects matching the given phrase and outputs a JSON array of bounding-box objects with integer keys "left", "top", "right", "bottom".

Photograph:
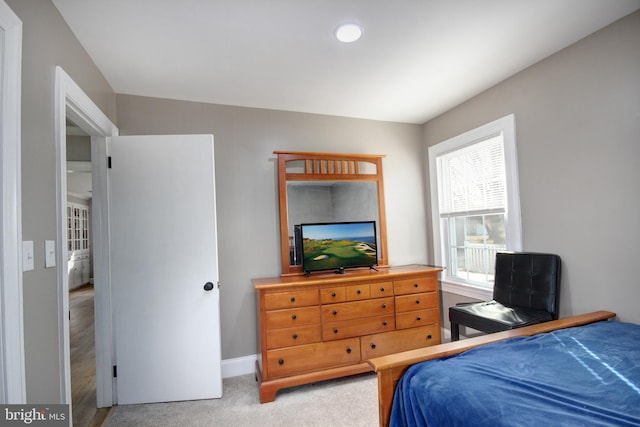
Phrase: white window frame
[{"left": 429, "top": 114, "right": 522, "bottom": 300}]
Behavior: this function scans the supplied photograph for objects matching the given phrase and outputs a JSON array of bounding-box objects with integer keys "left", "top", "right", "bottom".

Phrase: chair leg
[{"left": 451, "top": 322, "right": 460, "bottom": 341}]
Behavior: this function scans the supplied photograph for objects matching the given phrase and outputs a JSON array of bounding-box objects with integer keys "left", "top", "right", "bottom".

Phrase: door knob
[{"left": 204, "top": 282, "right": 214, "bottom": 291}]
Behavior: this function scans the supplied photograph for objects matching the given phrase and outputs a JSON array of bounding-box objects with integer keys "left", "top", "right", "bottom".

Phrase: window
[{"left": 429, "top": 115, "right": 522, "bottom": 299}]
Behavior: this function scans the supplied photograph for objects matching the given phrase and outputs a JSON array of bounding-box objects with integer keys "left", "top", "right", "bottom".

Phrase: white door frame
[
  {"left": 54, "top": 67, "right": 118, "bottom": 407},
  {"left": 0, "top": 0, "right": 25, "bottom": 404}
]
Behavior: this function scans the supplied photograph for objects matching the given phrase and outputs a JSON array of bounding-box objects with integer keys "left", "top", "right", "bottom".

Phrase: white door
[{"left": 109, "top": 134, "right": 222, "bottom": 404}]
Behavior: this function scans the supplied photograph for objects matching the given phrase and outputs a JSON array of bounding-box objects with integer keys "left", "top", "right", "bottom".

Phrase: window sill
[{"left": 441, "top": 279, "right": 492, "bottom": 301}]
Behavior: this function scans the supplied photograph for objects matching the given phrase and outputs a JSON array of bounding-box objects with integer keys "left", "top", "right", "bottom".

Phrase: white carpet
[{"left": 107, "top": 372, "right": 379, "bottom": 426}]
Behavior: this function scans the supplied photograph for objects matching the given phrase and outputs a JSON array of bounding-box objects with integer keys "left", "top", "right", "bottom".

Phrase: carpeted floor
[{"left": 106, "top": 372, "right": 379, "bottom": 426}]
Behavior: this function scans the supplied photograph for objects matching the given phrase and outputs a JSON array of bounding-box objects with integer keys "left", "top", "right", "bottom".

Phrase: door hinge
[
  {"left": 108, "top": 156, "right": 112, "bottom": 169},
  {"left": 113, "top": 365, "right": 117, "bottom": 378}
]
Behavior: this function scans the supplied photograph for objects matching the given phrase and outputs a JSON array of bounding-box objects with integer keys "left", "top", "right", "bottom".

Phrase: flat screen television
[{"left": 300, "top": 221, "right": 377, "bottom": 275}]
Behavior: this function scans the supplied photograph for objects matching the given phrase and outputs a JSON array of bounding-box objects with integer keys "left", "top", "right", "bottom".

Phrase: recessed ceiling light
[{"left": 335, "top": 23, "right": 363, "bottom": 43}]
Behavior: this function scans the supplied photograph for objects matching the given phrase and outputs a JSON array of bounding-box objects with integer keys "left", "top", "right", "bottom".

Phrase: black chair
[{"left": 449, "top": 252, "right": 561, "bottom": 341}]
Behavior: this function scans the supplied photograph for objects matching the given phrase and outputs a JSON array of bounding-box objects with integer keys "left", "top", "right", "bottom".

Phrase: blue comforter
[{"left": 391, "top": 321, "right": 640, "bottom": 427}]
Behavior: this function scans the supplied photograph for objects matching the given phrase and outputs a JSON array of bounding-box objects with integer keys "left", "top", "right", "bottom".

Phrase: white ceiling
[
  {"left": 52, "top": 0, "right": 640, "bottom": 124},
  {"left": 66, "top": 168, "right": 92, "bottom": 200}
]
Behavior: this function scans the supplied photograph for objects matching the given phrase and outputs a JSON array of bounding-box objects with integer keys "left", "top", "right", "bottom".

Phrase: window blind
[{"left": 438, "top": 134, "right": 506, "bottom": 217}]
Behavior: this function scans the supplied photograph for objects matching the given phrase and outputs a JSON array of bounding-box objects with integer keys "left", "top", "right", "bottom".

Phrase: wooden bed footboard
[{"left": 367, "top": 310, "right": 616, "bottom": 427}]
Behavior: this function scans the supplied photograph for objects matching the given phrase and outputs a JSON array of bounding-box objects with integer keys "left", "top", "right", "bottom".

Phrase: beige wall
[
  {"left": 115, "top": 96, "right": 427, "bottom": 359},
  {"left": 6, "top": 0, "right": 116, "bottom": 403},
  {"left": 425, "top": 11, "right": 640, "bottom": 329}
]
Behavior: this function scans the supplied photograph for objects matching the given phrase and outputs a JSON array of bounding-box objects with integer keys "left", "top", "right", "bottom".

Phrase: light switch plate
[
  {"left": 23, "top": 241, "right": 34, "bottom": 271},
  {"left": 45, "top": 240, "right": 56, "bottom": 268}
]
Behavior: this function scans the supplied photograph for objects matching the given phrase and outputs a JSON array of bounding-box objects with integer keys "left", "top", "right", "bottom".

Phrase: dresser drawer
[
  {"left": 267, "top": 324, "right": 321, "bottom": 349},
  {"left": 369, "top": 281, "right": 393, "bottom": 298},
  {"left": 394, "top": 276, "right": 438, "bottom": 295},
  {"left": 265, "top": 306, "right": 320, "bottom": 329},
  {"left": 345, "top": 284, "right": 371, "bottom": 300},
  {"left": 321, "top": 287, "right": 346, "bottom": 303},
  {"left": 264, "top": 289, "right": 320, "bottom": 310},
  {"left": 395, "top": 292, "right": 438, "bottom": 312},
  {"left": 396, "top": 308, "right": 439, "bottom": 329},
  {"left": 360, "top": 325, "right": 440, "bottom": 360},
  {"left": 266, "top": 338, "right": 361, "bottom": 378},
  {"left": 322, "top": 297, "right": 394, "bottom": 323},
  {"left": 322, "top": 314, "right": 395, "bottom": 341}
]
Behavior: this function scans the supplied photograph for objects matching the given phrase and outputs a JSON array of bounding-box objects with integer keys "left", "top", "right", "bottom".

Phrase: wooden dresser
[{"left": 253, "top": 264, "right": 442, "bottom": 402}]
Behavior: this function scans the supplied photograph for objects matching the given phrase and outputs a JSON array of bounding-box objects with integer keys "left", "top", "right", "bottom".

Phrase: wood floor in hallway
[{"left": 70, "top": 284, "right": 110, "bottom": 426}]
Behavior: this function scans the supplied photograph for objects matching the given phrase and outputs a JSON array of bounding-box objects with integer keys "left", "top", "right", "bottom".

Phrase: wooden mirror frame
[{"left": 275, "top": 151, "right": 389, "bottom": 276}]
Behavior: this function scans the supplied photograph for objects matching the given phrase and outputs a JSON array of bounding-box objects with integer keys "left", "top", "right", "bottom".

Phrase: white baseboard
[
  {"left": 443, "top": 326, "right": 473, "bottom": 342},
  {"left": 222, "top": 354, "right": 258, "bottom": 379},
  {"left": 221, "top": 329, "right": 465, "bottom": 379},
  {"left": 220, "top": 332, "right": 465, "bottom": 379}
]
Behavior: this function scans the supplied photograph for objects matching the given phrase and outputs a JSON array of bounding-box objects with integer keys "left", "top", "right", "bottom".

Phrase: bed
[{"left": 367, "top": 311, "right": 640, "bottom": 427}]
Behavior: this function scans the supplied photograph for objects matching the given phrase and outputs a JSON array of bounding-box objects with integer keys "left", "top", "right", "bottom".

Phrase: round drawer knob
[
  {"left": 292, "top": 333, "right": 298, "bottom": 339},
  {"left": 380, "top": 287, "right": 385, "bottom": 292},
  {"left": 332, "top": 292, "right": 337, "bottom": 297},
  {"left": 416, "top": 300, "right": 420, "bottom": 304},
  {"left": 333, "top": 328, "right": 339, "bottom": 334},
  {"left": 381, "top": 303, "right": 386, "bottom": 309},
  {"left": 417, "top": 316, "right": 422, "bottom": 321},
  {"left": 427, "top": 334, "right": 432, "bottom": 340},
  {"left": 278, "top": 359, "right": 284, "bottom": 365},
  {"left": 356, "top": 289, "right": 362, "bottom": 294},
  {"left": 371, "top": 343, "right": 377, "bottom": 349},
  {"left": 383, "top": 321, "right": 388, "bottom": 326},
  {"left": 291, "top": 314, "right": 297, "bottom": 320},
  {"left": 332, "top": 310, "right": 338, "bottom": 316},
  {"left": 346, "top": 348, "right": 352, "bottom": 354},
  {"left": 290, "top": 296, "right": 296, "bottom": 302},
  {"left": 414, "top": 283, "right": 419, "bottom": 288}
]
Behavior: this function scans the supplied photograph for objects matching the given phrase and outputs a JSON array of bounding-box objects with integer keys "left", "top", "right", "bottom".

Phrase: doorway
[
  {"left": 55, "top": 68, "right": 222, "bottom": 415},
  {"left": 65, "top": 119, "right": 108, "bottom": 424},
  {"left": 54, "top": 67, "right": 118, "bottom": 416}
]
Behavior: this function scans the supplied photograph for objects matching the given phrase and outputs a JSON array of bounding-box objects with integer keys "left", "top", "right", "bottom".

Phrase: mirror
[
  {"left": 275, "top": 151, "right": 388, "bottom": 275},
  {"left": 286, "top": 181, "right": 380, "bottom": 265}
]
